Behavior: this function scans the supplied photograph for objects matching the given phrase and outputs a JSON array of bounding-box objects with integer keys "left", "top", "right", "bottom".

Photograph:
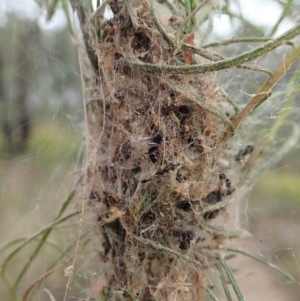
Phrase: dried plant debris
[{"left": 79, "top": 1, "right": 244, "bottom": 300}]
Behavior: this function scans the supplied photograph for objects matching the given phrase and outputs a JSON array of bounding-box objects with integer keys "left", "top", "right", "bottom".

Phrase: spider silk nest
[{"left": 79, "top": 1, "right": 245, "bottom": 299}]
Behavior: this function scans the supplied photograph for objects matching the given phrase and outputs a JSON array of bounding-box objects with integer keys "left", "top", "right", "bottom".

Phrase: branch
[
  {"left": 150, "top": 0, "right": 175, "bottom": 47},
  {"left": 232, "top": 45, "right": 300, "bottom": 129},
  {"left": 176, "top": 0, "right": 211, "bottom": 35},
  {"left": 269, "top": 0, "right": 294, "bottom": 36},
  {"left": 186, "top": 44, "right": 273, "bottom": 75},
  {"left": 122, "top": 23, "right": 300, "bottom": 74},
  {"left": 203, "top": 37, "right": 295, "bottom": 48}
]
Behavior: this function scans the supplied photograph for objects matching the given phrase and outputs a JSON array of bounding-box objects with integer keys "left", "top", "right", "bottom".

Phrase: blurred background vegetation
[
  {"left": 0, "top": 0, "right": 300, "bottom": 300},
  {"left": 0, "top": 4, "right": 84, "bottom": 300}
]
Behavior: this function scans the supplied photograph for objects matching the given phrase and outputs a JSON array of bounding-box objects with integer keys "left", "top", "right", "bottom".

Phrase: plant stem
[
  {"left": 215, "top": 253, "right": 246, "bottom": 301},
  {"left": 203, "top": 37, "right": 294, "bottom": 48},
  {"left": 219, "top": 89, "right": 240, "bottom": 114},
  {"left": 122, "top": 23, "right": 300, "bottom": 74},
  {"left": 215, "top": 260, "right": 233, "bottom": 301},
  {"left": 226, "top": 248, "right": 296, "bottom": 282},
  {"left": 150, "top": 0, "right": 175, "bottom": 47},
  {"left": 176, "top": 0, "right": 211, "bottom": 35},
  {"left": 185, "top": 44, "right": 273, "bottom": 75},
  {"left": 232, "top": 45, "right": 300, "bottom": 128},
  {"left": 269, "top": 0, "right": 294, "bottom": 36}
]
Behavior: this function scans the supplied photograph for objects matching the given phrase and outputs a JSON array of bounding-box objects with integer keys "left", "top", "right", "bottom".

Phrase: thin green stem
[
  {"left": 219, "top": 89, "right": 240, "bottom": 114},
  {"left": 215, "top": 253, "right": 246, "bottom": 301},
  {"left": 203, "top": 37, "right": 294, "bottom": 48},
  {"left": 202, "top": 198, "right": 231, "bottom": 214},
  {"left": 226, "top": 248, "right": 296, "bottom": 282},
  {"left": 0, "top": 237, "right": 62, "bottom": 254},
  {"left": 0, "top": 238, "right": 27, "bottom": 254},
  {"left": 184, "top": 0, "right": 192, "bottom": 33},
  {"left": 122, "top": 23, "right": 300, "bottom": 75},
  {"left": 176, "top": 0, "right": 211, "bottom": 35},
  {"left": 22, "top": 232, "right": 90, "bottom": 301},
  {"left": 185, "top": 44, "right": 272, "bottom": 74},
  {"left": 232, "top": 45, "right": 300, "bottom": 129},
  {"left": 1, "top": 204, "right": 78, "bottom": 277},
  {"left": 165, "top": 0, "right": 178, "bottom": 15},
  {"left": 185, "top": 44, "right": 224, "bottom": 60},
  {"left": 239, "top": 64, "right": 272, "bottom": 75},
  {"left": 215, "top": 260, "right": 233, "bottom": 301},
  {"left": 1, "top": 210, "right": 79, "bottom": 299},
  {"left": 0, "top": 268, "right": 19, "bottom": 301},
  {"left": 1, "top": 188, "right": 75, "bottom": 293},
  {"left": 57, "top": 189, "right": 76, "bottom": 218},
  {"left": 69, "top": 0, "right": 99, "bottom": 74},
  {"left": 269, "top": 0, "right": 294, "bottom": 36},
  {"left": 150, "top": 0, "right": 175, "bottom": 47},
  {"left": 13, "top": 211, "right": 79, "bottom": 289},
  {"left": 61, "top": 0, "right": 75, "bottom": 37}
]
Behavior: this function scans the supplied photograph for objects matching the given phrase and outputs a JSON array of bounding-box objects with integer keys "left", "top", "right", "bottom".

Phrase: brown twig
[{"left": 232, "top": 45, "right": 300, "bottom": 129}]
